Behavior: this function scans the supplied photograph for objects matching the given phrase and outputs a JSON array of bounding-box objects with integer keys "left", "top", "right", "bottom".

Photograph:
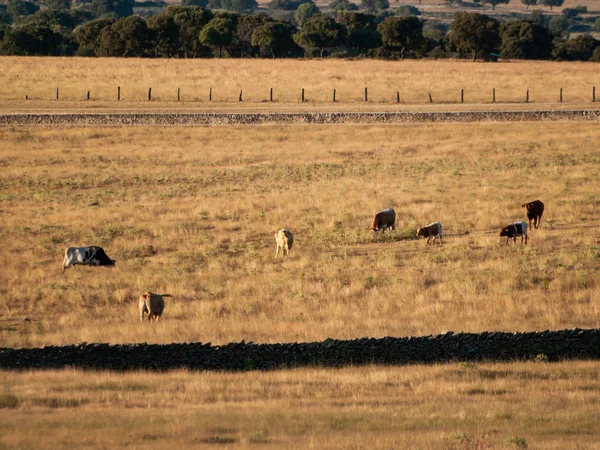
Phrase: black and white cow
[
  {"left": 416, "top": 222, "right": 442, "bottom": 245},
  {"left": 499, "top": 221, "right": 528, "bottom": 245},
  {"left": 62, "top": 246, "right": 116, "bottom": 270}
]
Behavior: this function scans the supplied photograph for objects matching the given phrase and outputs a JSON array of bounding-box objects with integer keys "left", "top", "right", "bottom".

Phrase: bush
[{"left": 396, "top": 4, "right": 419, "bottom": 15}]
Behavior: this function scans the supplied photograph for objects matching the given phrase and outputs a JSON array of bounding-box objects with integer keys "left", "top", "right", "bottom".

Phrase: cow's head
[
  {"left": 521, "top": 203, "right": 529, "bottom": 209},
  {"left": 416, "top": 227, "right": 423, "bottom": 237},
  {"left": 499, "top": 226, "right": 511, "bottom": 237}
]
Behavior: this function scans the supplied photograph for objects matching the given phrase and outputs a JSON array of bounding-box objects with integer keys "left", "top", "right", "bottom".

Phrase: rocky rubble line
[
  {"left": 0, "top": 110, "right": 599, "bottom": 126},
  {"left": 1, "top": 329, "right": 599, "bottom": 372}
]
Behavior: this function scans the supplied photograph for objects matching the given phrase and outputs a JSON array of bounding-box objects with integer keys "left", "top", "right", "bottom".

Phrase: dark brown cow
[
  {"left": 500, "top": 221, "right": 528, "bottom": 245},
  {"left": 370, "top": 208, "right": 396, "bottom": 232},
  {"left": 521, "top": 200, "right": 544, "bottom": 229},
  {"left": 416, "top": 222, "right": 442, "bottom": 245}
]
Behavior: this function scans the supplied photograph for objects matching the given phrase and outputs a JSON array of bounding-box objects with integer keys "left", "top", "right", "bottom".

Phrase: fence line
[{"left": 12, "top": 86, "right": 600, "bottom": 104}]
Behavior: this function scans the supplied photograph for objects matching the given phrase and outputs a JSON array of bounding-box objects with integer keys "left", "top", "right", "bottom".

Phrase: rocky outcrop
[
  {"left": 0, "top": 110, "right": 599, "bottom": 127},
  {"left": 1, "top": 329, "right": 599, "bottom": 372}
]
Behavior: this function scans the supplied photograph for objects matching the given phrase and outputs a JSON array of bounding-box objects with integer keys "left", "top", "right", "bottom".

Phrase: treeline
[{"left": 0, "top": 0, "right": 599, "bottom": 61}]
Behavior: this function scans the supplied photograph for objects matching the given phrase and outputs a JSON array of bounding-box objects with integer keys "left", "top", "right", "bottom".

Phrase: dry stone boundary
[
  {"left": 1, "top": 110, "right": 599, "bottom": 126},
  {"left": 1, "top": 329, "right": 599, "bottom": 372}
]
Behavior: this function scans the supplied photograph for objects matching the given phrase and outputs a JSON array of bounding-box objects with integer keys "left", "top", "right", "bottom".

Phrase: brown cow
[
  {"left": 275, "top": 229, "right": 294, "bottom": 256},
  {"left": 416, "top": 222, "right": 442, "bottom": 245},
  {"left": 522, "top": 200, "right": 544, "bottom": 229},
  {"left": 370, "top": 208, "right": 396, "bottom": 232},
  {"left": 139, "top": 292, "right": 171, "bottom": 322}
]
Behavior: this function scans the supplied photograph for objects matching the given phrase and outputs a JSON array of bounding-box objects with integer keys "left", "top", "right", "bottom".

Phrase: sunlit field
[
  {"left": 0, "top": 58, "right": 599, "bottom": 110},
  {"left": 2, "top": 362, "right": 600, "bottom": 449},
  {"left": 1, "top": 121, "right": 599, "bottom": 348}
]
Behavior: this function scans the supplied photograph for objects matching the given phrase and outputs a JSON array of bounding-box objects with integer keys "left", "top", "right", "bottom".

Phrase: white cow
[{"left": 274, "top": 229, "right": 294, "bottom": 256}]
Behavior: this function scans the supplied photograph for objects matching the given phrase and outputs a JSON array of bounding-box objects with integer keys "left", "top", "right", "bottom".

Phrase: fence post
[
  {"left": 559, "top": 88, "right": 562, "bottom": 103},
  {"left": 177, "top": 88, "right": 180, "bottom": 102},
  {"left": 428, "top": 92, "right": 433, "bottom": 103},
  {"left": 148, "top": 88, "right": 152, "bottom": 101},
  {"left": 118, "top": 86, "right": 121, "bottom": 101},
  {"left": 364, "top": 87, "right": 368, "bottom": 102},
  {"left": 239, "top": 90, "right": 243, "bottom": 102},
  {"left": 526, "top": 89, "right": 529, "bottom": 103},
  {"left": 493, "top": 88, "right": 496, "bottom": 103},
  {"left": 56, "top": 88, "right": 59, "bottom": 100},
  {"left": 333, "top": 89, "right": 336, "bottom": 102},
  {"left": 87, "top": 91, "right": 90, "bottom": 100},
  {"left": 593, "top": 86, "right": 596, "bottom": 102},
  {"left": 301, "top": 88, "right": 305, "bottom": 103},
  {"left": 209, "top": 88, "right": 212, "bottom": 102},
  {"left": 396, "top": 92, "right": 400, "bottom": 103},
  {"left": 461, "top": 89, "right": 464, "bottom": 103},
  {"left": 270, "top": 88, "right": 273, "bottom": 102}
]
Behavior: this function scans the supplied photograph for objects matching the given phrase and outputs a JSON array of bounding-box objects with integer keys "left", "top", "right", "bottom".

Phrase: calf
[
  {"left": 139, "top": 292, "right": 171, "bottom": 322},
  {"left": 62, "top": 246, "right": 115, "bottom": 270},
  {"left": 416, "top": 222, "right": 442, "bottom": 245},
  {"left": 370, "top": 208, "right": 396, "bottom": 232},
  {"left": 522, "top": 200, "right": 544, "bottom": 229},
  {"left": 500, "top": 221, "right": 528, "bottom": 245},
  {"left": 275, "top": 229, "right": 294, "bottom": 256}
]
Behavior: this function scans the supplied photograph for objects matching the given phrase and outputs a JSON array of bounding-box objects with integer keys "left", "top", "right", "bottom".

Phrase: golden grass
[
  {"left": 2, "top": 361, "right": 600, "bottom": 449},
  {"left": 1, "top": 121, "right": 599, "bottom": 348},
  {"left": 0, "top": 58, "right": 599, "bottom": 110}
]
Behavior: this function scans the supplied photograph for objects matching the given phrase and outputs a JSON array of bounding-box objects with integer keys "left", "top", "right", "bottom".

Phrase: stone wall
[
  {"left": 1, "top": 329, "right": 599, "bottom": 372},
  {"left": 0, "top": 110, "right": 599, "bottom": 127}
]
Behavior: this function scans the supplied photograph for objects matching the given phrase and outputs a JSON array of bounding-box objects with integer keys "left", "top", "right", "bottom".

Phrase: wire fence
[{"left": 5, "top": 85, "right": 599, "bottom": 105}]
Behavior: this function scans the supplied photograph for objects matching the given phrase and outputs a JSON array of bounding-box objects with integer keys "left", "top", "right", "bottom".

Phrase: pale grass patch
[{"left": 2, "top": 362, "right": 600, "bottom": 448}]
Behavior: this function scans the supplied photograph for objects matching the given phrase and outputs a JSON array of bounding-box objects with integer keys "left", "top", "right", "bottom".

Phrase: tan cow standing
[
  {"left": 139, "top": 292, "right": 171, "bottom": 322},
  {"left": 274, "top": 229, "right": 294, "bottom": 256}
]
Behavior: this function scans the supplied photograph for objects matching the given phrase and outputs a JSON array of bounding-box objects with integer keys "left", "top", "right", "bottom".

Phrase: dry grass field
[
  {"left": 2, "top": 57, "right": 600, "bottom": 448},
  {"left": 0, "top": 58, "right": 599, "bottom": 111},
  {"left": 1, "top": 121, "right": 599, "bottom": 348},
  {"left": 2, "top": 362, "right": 600, "bottom": 449}
]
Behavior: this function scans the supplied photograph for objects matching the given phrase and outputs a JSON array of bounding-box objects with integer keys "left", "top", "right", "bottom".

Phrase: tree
[
  {"left": 330, "top": 0, "right": 358, "bottom": 11},
  {"left": 539, "top": 0, "right": 563, "bottom": 10},
  {"left": 548, "top": 16, "right": 568, "bottom": 36},
  {"left": 181, "top": 0, "right": 209, "bottom": 6},
  {"left": 552, "top": 34, "right": 599, "bottom": 60},
  {"left": 147, "top": 12, "right": 180, "bottom": 57},
  {"left": 591, "top": 46, "right": 600, "bottom": 62},
  {"left": 361, "top": 0, "right": 389, "bottom": 11},
  {"left": 521, "top": 0, "right": 537, "bottom": 9},
  {"left": 377, "top": 15, "right": 423, "bottom": 59},
  {"left": 220, "top": 0, "right": 257, "bottom": 13},
  {"left": 294, "top": 13, "right": 346, "bottom": 57},
  {"left": 6, "top": 0, "right": 39, "bottom": 17},
  {"left": 162, "top": 5, "right": 213, "bottom": 57},
  {"left": 294, "top": 2, "right": 319, "bottom": 27},
  {"left": 251, "top": 21, "right": 296, "bottom": 57},
  {"left": 500, "top": 20, "right": 554, "bottom": 59},
  {"left": 234, "top": 12, "right": 272, "bottom": 56},
  {"left": 73, "top": 17, "right": 114, "bottom": 55},
  {"left": 91, "top": 0, "right": 134, "bottom": 18},
  {"left": 482, "top": 0, "right": 509, "bottom": 10},
  {"left": 97, "top": 15, "right": 151, "bottom": 56},
  {"left": 0, "top": 23, "right": 62, "bottom": 55},
  {"left": 595, "top": 17, "right": 600, "bottom": 32},
  {"left": 43, "top": 0, "right": 72, "bottom": 10},
  {"left": 199, "top": 17, "right": 236, "bottom": 57},
  {"left": 396, "top": 5, "right": 420, "bottom": 16},
  {"left": 338, "top": 11, "right": 380, "bottom": 53},
  {"left": 267, "top": 0, "right": 310, "bottom": 10},
  {"left": 447, "top": 12, "right": 500, "bottom": 61}
]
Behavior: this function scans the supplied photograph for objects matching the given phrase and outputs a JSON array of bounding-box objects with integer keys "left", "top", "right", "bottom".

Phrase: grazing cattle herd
[{"left": 63, "top": 200, "right": 544, "bottom": 321}]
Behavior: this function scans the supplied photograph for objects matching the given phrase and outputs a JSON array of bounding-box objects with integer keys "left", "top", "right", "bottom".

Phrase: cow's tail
[{"left": 160, "top": 294, "right": 173, "bottom": 298}]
